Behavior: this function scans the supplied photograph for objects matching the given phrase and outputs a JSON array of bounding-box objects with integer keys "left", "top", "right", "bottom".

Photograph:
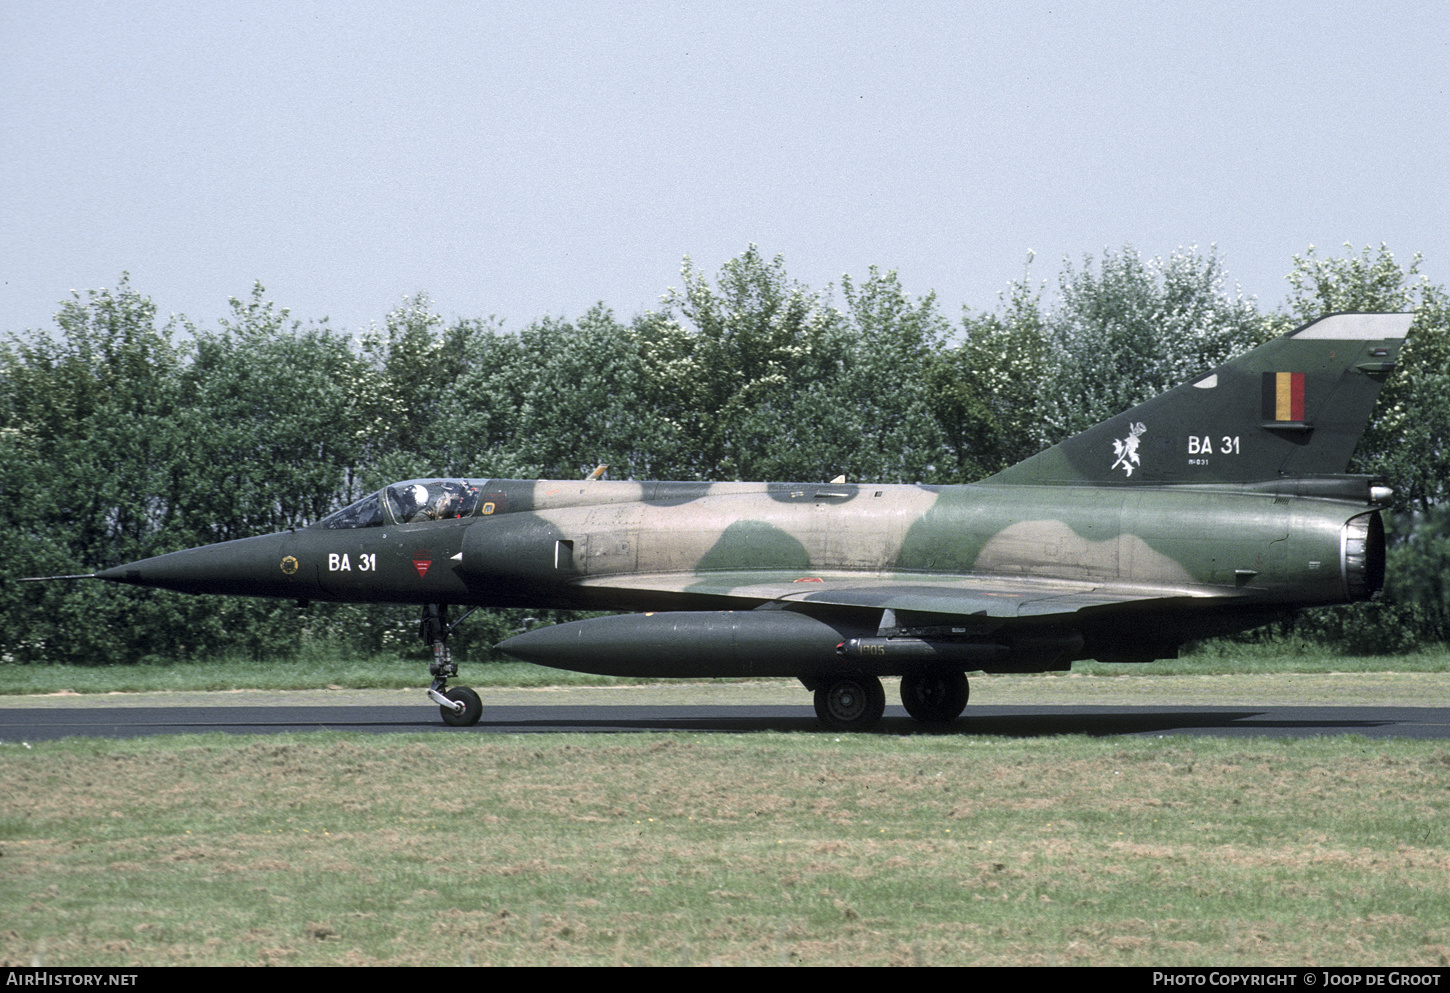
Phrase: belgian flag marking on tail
[{"left": 1263, "top": 372, "right": 1305, "bottom": 422}]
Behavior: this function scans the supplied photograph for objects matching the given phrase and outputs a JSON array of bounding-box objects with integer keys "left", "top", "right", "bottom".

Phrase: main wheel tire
[
  {"left": 440, "top": 685, "right": 482, "bottom": 727},
  {"left": 899, "top": 671, "right": 969, "bottom": 724},
  {"left": 813, "top": 675, "right": 886, "bottom": 731}
]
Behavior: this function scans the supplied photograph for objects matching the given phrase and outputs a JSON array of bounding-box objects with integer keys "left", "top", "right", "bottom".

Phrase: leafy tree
[
  {"left": 357, "top": 294, "right": 481, "bottom": 486},
  {"left": 4, "top": 276, "right": 187, "bottom": 564},
  {"left": 153, "top": 287, "right": 380, "bottom": 661},
  {"left": 624, "top": 249, "right": 950, "bottom": 483},
  {"left": 1, "top": 281, "right": 382, "bottom": 663},
  {"left": 637, "top": 246, "right": 846, "bottom": 480},
  {"left": 947, "top": 266, "right": 1055, "bottom": 476},
  {"left": 501, "top": 306, "right": 670, "bottom": 480},
  {"left": 1036, "top": 245, "right": 1268, "bottom": 443},
  {"left": 816, "top": 267, "right": 951, "bottom": 483},
  {"left": 175, "top": 284, "right": 369, "bottom": 541},
  {"left": 0, "top": 277, "right": 190, "bottom": 662},
  {"left": 428, "top": 306, "right": 670, "bottom": 481}
]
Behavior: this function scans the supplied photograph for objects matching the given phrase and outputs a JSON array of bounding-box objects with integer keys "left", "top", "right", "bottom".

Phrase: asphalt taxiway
[{"left": 3, "top": 701, "right": 1448, "bottom": 742}]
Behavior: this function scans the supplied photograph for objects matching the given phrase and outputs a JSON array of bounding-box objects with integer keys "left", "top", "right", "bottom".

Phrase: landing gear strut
[{"left": 421, "top": 603, "right": 482, "bottom": 726}]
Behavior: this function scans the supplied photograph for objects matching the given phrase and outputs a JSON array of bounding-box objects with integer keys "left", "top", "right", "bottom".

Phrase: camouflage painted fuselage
[{"left": 99, "top": 473, "right": 1384, "bottom": 673}]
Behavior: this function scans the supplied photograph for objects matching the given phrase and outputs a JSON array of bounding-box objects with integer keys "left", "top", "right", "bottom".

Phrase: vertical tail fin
[{"left": 982, "top": 313, "right": 1413, "bottom": 486}]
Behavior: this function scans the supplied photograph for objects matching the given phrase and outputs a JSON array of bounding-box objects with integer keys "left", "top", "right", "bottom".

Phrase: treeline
[{"left": 2, "top": 244, "right": 1448, "bottom": 664}]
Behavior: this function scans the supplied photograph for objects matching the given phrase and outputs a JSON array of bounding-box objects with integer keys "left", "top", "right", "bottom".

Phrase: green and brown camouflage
[{"left": 32, "top": 312, "right": 1413, "bottom": 729}]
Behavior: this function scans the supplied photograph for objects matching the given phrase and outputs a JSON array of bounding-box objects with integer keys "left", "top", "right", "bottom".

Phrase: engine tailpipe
[{"left": 1342, "top": 511, "right": 1386, "bottom": 601}]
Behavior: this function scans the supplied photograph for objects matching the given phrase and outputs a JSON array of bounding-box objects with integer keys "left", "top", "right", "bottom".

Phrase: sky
[{"left": 3, "top": 1, "right": 1447, "bottom": 338}]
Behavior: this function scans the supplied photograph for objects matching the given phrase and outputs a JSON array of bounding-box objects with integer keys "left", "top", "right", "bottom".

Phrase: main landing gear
[
  {"left": 899, "top": 670, "right": 969, "bottom": 725},
  {"left": 420, "top": 603, "right": 482, "bottom": 727},
  {"left": 809, "top": 671, "right": 971, "bottom": 731},
  {"left": 812, "top": 674, "right": 887, "bottom": 731}
]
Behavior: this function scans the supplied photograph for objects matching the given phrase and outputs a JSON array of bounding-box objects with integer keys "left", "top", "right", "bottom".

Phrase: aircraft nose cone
[{"left": 97, "top": 532, "right": 305, "bottom": 597}]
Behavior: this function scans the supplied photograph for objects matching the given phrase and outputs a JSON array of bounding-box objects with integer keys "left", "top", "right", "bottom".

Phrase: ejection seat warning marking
[{"left": 412, "top": 552, "right": 433, "bottom": 579}]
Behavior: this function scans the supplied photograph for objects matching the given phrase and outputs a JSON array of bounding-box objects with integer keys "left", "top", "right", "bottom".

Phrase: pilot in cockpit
[
  {"left": 430, "top": 485, "right": 462, "bottom": 520},
  {"left": 397, "top": 483, "right": 431, "bottom": 522}
]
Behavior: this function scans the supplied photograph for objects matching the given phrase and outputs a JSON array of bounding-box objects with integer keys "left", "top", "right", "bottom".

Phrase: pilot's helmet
[{"left": 407, "top": 483, "right": 429, "bottom": 508}]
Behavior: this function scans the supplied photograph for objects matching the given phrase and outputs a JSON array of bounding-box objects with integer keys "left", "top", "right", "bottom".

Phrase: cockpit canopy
[{"left": 315, "top": 479, "right": 485, "bottom": 529}]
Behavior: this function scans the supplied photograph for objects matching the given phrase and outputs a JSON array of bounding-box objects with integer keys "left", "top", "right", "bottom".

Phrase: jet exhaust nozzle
[{"left": 1341, "top": 511, "right": 1386, "bottom": 601}]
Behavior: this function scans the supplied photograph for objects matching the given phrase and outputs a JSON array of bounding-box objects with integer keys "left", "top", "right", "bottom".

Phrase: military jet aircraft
[{"left": 28, "top": 312, "right": 1412, "bottom": 730}]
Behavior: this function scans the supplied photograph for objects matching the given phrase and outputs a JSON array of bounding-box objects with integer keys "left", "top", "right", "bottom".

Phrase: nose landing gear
[{"left": 420, "top": 603, "right": 483, "bottom": 726}]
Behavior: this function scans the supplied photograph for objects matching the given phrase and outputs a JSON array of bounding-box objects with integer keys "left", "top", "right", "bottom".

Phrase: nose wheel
[
  {"left": 439, "top": 685, "right": 482, "bottom": 726},
  {"left": 420, "top": 603, "right": 483, "bottom": 726}
]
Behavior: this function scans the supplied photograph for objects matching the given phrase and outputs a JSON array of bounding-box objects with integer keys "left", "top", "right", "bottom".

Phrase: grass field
[{"left": 3, "top": 730, "right": 1450, "bottom": 967}]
